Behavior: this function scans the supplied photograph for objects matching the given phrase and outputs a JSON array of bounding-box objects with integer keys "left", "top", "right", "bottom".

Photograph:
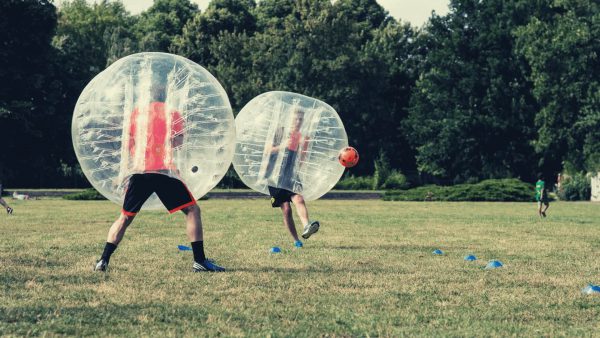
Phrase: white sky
[
  {"left": 379, "top": 0, "right": 450, "bottom": 26},
  {"left": 59, "top": 0, "right": 450, "bottom": 27}
]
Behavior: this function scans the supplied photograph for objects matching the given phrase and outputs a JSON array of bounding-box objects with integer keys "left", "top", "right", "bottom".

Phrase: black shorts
[
  {"left": 268, "top": 186, "right": 296, "bottom": 208},
  {"left": 122, "top": 173, "right": 195, "bottom": 215}
]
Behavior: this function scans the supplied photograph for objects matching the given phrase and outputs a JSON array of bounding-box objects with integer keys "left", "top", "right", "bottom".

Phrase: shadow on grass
[
  {"left": 0, "top": 303, "right": 211, "bottom": 336},
  {"left": 327, "top": 244, "right": 437, "bottom": 252},
  {"left": 230, "top": 265, "right": 405, "bottom": 274},
  {"left": 1, "top": 256, "right": 67, "bottom": 268}
]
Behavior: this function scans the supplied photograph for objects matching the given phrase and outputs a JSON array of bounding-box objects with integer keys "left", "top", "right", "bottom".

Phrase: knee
[
  {"left": 291, "top": 194, "right": 305, "bottom": 205},
  {"left": 119, "top": 213, "right": 135, "bottom": 226},
  {"left": 182, "top": 203, "right": 200, "bottom": 215},
  {"left": 280, "top": 202, "right": 291, "bottom": 214}
]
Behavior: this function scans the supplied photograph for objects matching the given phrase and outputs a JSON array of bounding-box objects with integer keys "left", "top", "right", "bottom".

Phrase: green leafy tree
[
  {"left": 334, "top": 0, "right": 390, "bottom": 33},
  {"left": 53, "top": 0, "right": 136, "bottom": 110},
  {"left": 405, "top": 0, "right": 541, "bottom": 183},
  {"left": 253, "top": 0, "right": 294, "bottom": 31},
  {"left": 50, "top": 0, "right": 135, "bottom": 186},
  {"left": 0, "top": 0, "right": 60, "bottom": 186},
  {"left": 134, "top": 0, "right": 199, "bottom": 52},
  {"left": 207, "top": 31, "right": 256, "bottom": 111},
  {"left": 173, "top": 0, "right": 256, "bottom": 66},
  {"left": 515, "top": 0, "right": 600, "bottom": 174},
  {"left": 172, "top": 0, "right": 257, "bottom": 110},
  {"left": 54, "top": 0, "right": 135, "bottom": 73},
  {"left": 352, "top": 20, "right": 419, "bottom": 174}
]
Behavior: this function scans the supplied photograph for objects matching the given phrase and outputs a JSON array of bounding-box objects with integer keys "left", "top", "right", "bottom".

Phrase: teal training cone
[
  {"left": 485, "top": 260, "right": 503, "bottom": 269},
  {"left": 464, "top": 254, "right": 477, "bottom": 261},
  {"left": 582, "top": 284, "right": 600, "bottom": 295}
]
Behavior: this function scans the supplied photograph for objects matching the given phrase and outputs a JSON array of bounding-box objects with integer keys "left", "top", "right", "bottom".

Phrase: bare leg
[
  {"left": 106, "top": 213, "right": 135, "bottom": 244},
  {"left": 0, "top": 197, "right": 11, "bottom": 210},
  {"left": 184, "top": 202, "right": 225, "bottom": 271},
  {"left": 537, "top": 202, "right": 543, "bottom": 217},
  {"left": 281, "top": 202, "right": 300, "bottom": 241},
  {"left": 291, "top": 194, "right": 309, "bottom": 227},
  {"left": 182, "top": 203, "right": 203, "bottom": 242}
]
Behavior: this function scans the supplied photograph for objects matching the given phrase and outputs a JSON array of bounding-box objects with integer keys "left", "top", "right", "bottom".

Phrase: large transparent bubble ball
[
  {"left": 233, "top": 91, "right": 348, "bottom": 201},
  {"left": 72, "top": 52, "right": 235, "bottom": 209}
]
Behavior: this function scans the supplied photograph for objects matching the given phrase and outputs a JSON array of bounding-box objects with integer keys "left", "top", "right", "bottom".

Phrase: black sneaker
[
  {"left": 542, "top": 211, "right": 547, "bottom": 218},
  {"left": 193, "top": 259, "right": 225, "bottom": 272},
  {"left": 94, "top": 259, "right": 108, "bottom": 272},
  {"left": 6, "top": 207, "right": 13, "bottom": 215},
  {"left": 301, "top": 221, "right": 320, "bottom": 239}
]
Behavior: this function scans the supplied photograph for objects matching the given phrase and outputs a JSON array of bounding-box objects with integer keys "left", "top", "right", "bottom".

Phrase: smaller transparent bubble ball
[
  {"left": 232, "top": 91, "right": 348, "bottom": 201},
  {"left": 72, "top": 52, "right": 235, "bottom": 209}
]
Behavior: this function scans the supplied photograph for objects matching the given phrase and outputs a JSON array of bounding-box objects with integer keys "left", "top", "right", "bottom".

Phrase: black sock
[
  {"left": 101, "top": 242, "right": 118, "bottom": 263},
  {"left": 191, "top": 241, "right": 206, "bottom": 262}
]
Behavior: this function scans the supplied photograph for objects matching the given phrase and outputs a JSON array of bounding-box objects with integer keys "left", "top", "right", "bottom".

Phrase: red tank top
[
  {"left": 287, "top": 131, "right": 302, "bottom": 151},
  {"left": 128, "top": 102, "right": 183, "bottom": 171}
]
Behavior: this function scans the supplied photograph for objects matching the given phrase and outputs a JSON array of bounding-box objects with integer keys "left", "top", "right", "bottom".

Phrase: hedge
[
  {"left": 62, "top": 188, "right": 106, "bottom": 200},
  {"left": 383, "top": 179, "right": 535, "bottom": 202}
]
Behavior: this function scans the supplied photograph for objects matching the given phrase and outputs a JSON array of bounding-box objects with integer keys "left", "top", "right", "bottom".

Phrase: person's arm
[
  {"left": 270, "top": 127, "right": 285, "bottom": 154},
  {"left": 299, "top": 136, "right": 310, "bottom": 163},
  {"left": 128, "top": 108, "right": 138, "bottom": 156}
]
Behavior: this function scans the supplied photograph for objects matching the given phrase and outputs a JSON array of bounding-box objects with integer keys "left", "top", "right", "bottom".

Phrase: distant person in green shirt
[{"left": 535, "top": 174, "right": 549, "bottom": 217}]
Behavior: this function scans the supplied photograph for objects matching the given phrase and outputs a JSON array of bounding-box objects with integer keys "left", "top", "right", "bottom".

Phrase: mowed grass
[{"left": 1, "top": 198, "right": 599, "bottom": 336}]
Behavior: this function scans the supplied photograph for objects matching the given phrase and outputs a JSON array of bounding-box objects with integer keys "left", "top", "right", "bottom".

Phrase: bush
[
  {"left": 384, "top": 179, "right": 535, "bottom": 202},
  {"left": 63, "top": 188, "right": 106, "bottom": 200},
  {"left": 381, "top": 170, "right": 409, "bottom": 190},
  {"left": 373, "top": 151, "right": 391, "bottom": 189},
  {"left": 558, "top": 173, "right": 591, "bottom": 201},
  {"left": 335, "top": 175, "right": 374, "bottom": 190}
]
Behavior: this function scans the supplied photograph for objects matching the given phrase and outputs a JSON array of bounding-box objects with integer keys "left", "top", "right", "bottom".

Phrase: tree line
[{"left": 0, "top": 0, "right": 598, "bottom": 188}]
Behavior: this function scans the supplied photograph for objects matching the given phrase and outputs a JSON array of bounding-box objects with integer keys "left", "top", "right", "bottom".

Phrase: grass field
[{"left": 1, "top": 198, "right": 599, "bottom": 336}]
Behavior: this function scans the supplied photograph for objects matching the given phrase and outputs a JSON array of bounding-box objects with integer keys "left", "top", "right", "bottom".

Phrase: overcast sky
[{"left": 63, "top": 0, "right": 450, "bottom": 27}]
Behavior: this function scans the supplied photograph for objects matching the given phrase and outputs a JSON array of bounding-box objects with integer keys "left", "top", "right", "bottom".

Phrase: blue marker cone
[
  {"left": 464, "top": 254, "right": 477, "bottom": 261},
  {"left": 178, "top": 245, "right": 192, "bottom": 251},
  {"left": 270, "top": 246, "right": 281, "bottom": 253},
  {"left": 485, "top": 260, "right": 503, "bottom": 269},
  {"left": 582, "top": 284, "right": 600, "bottom": 295},
  {"left": 432, "top": 249, "right": 444, "bottom": 255}
]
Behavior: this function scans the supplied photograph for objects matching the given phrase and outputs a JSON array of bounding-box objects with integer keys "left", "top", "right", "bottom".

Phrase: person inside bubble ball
[
  {"left": 264, "top": 107, "right": 320, "bottom": 248},
  {"left": 94, "top": 79, "right": 225, "bottom": 273}
]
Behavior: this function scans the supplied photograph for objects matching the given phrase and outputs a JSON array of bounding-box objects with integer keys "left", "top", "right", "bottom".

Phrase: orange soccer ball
[{"left": 338, "top": 147, "right": 359, "bottom": 168}]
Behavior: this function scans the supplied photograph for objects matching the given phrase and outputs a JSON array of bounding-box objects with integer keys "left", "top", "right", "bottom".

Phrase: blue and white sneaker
[
  {"left": 294, "top": 240, "right": 303, "bottom": 248},
  {"left": 6, "top": 207, "right": 13, "bottom": 215},
  {"left": 301, "top": 221, "right": 320, "bottom": 239},
  {"left": 94, "top": 259, "right": 107, "bottom": 272},
  {"left": 193, "top": 259, "right": 225, "bottom": 272}
]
